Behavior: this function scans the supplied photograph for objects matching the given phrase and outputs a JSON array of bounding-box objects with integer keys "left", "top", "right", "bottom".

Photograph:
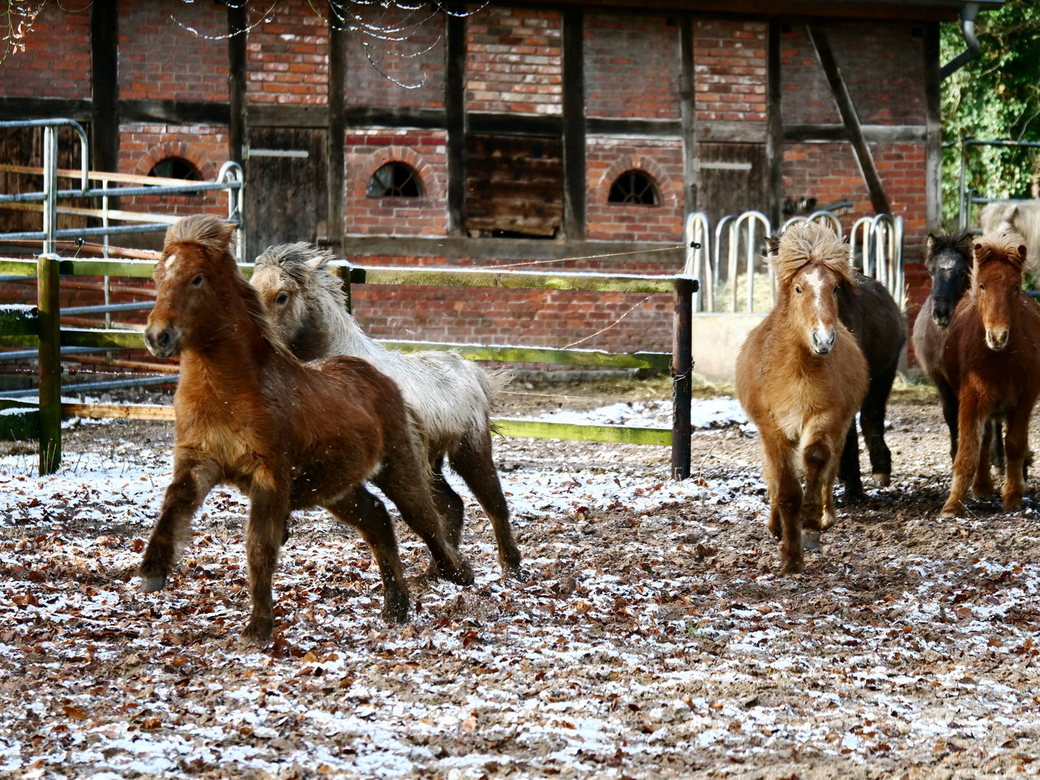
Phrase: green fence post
[
  {"left": 37, "top": 253, "right": 61, "bottom": 474},
  {"left": 671, "top": 275, "right": 697, "bottom": 480}
]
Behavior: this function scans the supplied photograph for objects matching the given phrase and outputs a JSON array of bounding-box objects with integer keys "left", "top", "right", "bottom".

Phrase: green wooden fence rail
[{"left": 0, "top": 255, "right": 697, "bottom": 478}]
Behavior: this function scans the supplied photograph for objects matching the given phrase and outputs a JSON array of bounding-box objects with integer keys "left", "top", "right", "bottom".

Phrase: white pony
[
  {"left": 250, "top": 244, "right": 522, "bottom": 576},
  {"left": 979, "top": 201, "right": 1040, "bottom": 277}
]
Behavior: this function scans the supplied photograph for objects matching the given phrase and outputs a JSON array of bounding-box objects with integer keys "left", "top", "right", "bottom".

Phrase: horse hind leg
[
  {"left": 324, "top": 486, "right": 411, "bottom": 624},
  {"left": 859, "top": 370, "right": 896, "bottom": 487},
  {"left": 837, "top": 418, "right": 864, "bottom": 502},
  {"left": 422, "top": 459, "right": 466, "bottom": 580},
  {"left": 451, "top": 428, "right": 524, "bottom": 577},
  {"left": 375, "top": 458, "right": 475, "bottom": 588},
  {"left": 974, "top": 420, "right": 998, "bottom": 497}
]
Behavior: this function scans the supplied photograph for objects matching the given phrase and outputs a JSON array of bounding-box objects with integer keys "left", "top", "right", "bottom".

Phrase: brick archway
[
  {"left": 133, "top": 141, "right": 217, "bottom": 181},
  {"left": 596, "top": 155, "right": 679, "bottom": 207},
  {"left": 356, "top": 147, "right": 442, "bottom": 200}
]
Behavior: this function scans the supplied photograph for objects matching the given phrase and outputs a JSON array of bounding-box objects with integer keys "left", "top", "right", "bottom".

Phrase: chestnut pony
[
  {"left": 938, "top": 233, "right": 1040, "bottom": 517},
  {"left": 138, "top": 215, "right": 473, "bottom": 645},
  {"left": 736, "top": 222, "right": 868, "bottom": 572}
]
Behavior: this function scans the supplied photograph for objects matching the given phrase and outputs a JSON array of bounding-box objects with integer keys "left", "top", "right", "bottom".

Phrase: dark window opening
[
  {"left": 149, "top": 157, "right": 202, "bottom": 181},
  {"left": 367, "top": 162, "right": 423, "bottom": 198},
  {"left": 608, "top": 170, "right": 660, "bottom": 206}
]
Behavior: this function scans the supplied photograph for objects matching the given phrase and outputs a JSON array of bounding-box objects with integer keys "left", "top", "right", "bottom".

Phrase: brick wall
[
  {"left": 246, "top": 0, "right": 328, "bottom": 105},
  {"left": 344, "top": 129, "right": 448, "bottom": 236},
  {"left": 119, "top": 1, "right": 227, "bottom": 102},
  {"left": 586, "top": 138, "right": 684, "bottom": 243},
  {"left": 694, "top": 20, "right": 768, "bottom": 123},
  {"left": 0, "top": 3, "right": 91, "bottom": 99},
  {"left": 343, "top": 5, "right": 445, "bottom": 110},
  {"left": 466, "top": 7, "right": 561, "bottom": 115},
  {"left": 585, "top": 11, "right": 679, "bottom": 120}
]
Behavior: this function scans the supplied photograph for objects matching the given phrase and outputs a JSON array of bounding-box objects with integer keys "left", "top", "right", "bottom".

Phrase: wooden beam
[
  {"left": 0, "top": 98, "right": 91, "bottom": 122},
  {"left": 924, "top": 20, "right": 943, "bottom": 233},
  {"left": 562, "top": 7, "right": 586, "bottom": 240},
  {"left": 766, "top": 19, "right": 784, "bottom": 227},
  {"left": 227, "top": 3, "right": 248, "bottom": 165},
  {"left": 445, "top": 5, "right": 466, "bottom": 237},
  {"left": 678, "top": 15, "right": 698, "bottom": 215},
  {"left": 784, "top": 124, "right": 927, "bottom": 143},
  {"left": 328, "top": 11, "right": 346, "bottom": 253},
  {"left": 120, "top": 100, "right": 230, "bottom": 125},
  {"left": 806, "top": 24, "right": 891, "bottom": 215},
  {"left": 89, "top": 0, "right": 119, "bottom": 174}
]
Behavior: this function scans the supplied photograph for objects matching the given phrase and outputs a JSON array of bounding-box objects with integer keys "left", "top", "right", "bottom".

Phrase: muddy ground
[{"left": 1, "top": 377, "right": 1039, "bottom": 779}]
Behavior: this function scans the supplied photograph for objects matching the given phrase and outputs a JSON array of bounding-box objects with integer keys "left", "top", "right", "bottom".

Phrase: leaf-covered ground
[{"left": 1, "top": 383, "right": 1039, "bottom": 779}]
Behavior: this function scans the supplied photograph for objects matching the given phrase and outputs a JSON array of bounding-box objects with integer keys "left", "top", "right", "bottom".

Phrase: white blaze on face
[
  {"left": 804, "top": 266, "right": 836, "bottom": 354},
  {"left": 163, "top": 253, "right": 178, "bottom": 273}
]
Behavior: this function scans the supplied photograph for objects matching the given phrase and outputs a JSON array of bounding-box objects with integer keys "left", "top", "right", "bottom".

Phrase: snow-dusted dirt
[{"left": 1, "top": 379, "right": 1039, "bottom": 780}]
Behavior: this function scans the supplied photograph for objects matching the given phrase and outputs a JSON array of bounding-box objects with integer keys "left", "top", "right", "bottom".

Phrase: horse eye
[
  {"left": 794, "top": 285, "right": 803, "bottom": 294},
  {"left": 1015, "top": 285, "right": 1021, "bottom": 293},
  {"left": 979, "top": 283, "right": 986, "bottom": 291},
  {"left": 276, "top": 292, "right": 289, "bottom": 305},
  {"left": 191, "top": 275, "right": 203, "bottom": 287}
]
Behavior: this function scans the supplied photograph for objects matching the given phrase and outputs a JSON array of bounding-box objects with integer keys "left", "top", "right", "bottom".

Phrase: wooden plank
[
  {"left": 228, "top": 3, "right": 247, "bottom": 165},
  {"left": 327, "top": 13, "right": 346, "bottom": 254},
  {"left": 924, "top": 21, "right": 943, "bottom": 232},
  {"left": 120, "top": 100, "right": 230, "bottom": 126},
  {"left": 469, "top": 113, "right": 563, "bottom": 136},
  {"left": 61, "top": 327, "right": 147, "bottom": 350},
  {"left": 671, "top": 276, "right": 694, "bottom": 479},
  {"left": 0, "top": 259, "right": 37, "bottom": 276},
  {"left": 493, "top": 418, "right": 671, "bottom": 447},
  {"left": 37, "top": 254, "right": 60, "bottom": 474},
  {"left": 0, "top": 97, "right": 92, "bottom": 122},
  {"left": 562, "top": 7, "right": 586, "bottom": 241},
  {"left": 2, "top": 200, "right": 181, "bottom": 225},
  {"left": 58, "top": 258, "right": 156, "bottom": 278},
  {"left": 445, "top": 3, "right": 466, "bottom": 238},
  {"left": 0, "top": 405, "right": 40, "bottom": 441},
  {"left": 0, "top": 305, "right": 38, "bottom": 336},
  {"left": 356, "top": 265, "right": 676, "bottom": 293},
  {"left": 587, "top": 117, "right": 682, "bottom": 138},
  {"left": 62, "top": 402, "right": 175, "bottom": 422},
  {"left": 90, "top": 0, "right": 120, "bottom": 176},
  {"left": 383, "top": 340, "right": 672, "bottom": 370},
  {"left": 679, "top": 15, "right": 697, "bottom": 214},
  {"left": 766, "top": 19, "right": 784, "bottom": 227},
  {"left": 783, "top": 124, "right": 927, "bottom": 143},
  {"left": 806, "top": 25, "right": 892, "bottom": 215}
]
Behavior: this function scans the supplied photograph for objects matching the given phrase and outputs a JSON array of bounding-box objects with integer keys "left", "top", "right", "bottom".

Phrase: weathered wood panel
[
  {"left": 695, "top": 142, "right": 769, "bottom": 225},
  {"left": 244, "top": 127, "right": 328, "bottom": 257},
  {"left": 465, "top": 134, "right": 563, "bottom": 238}
]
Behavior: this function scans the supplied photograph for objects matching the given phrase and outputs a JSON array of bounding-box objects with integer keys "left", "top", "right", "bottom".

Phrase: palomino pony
[
  {"left": 737, "top": 222, "right": 868, "bottom": 572},
  {"left": 767, "top": 233, "right": 905, "bottom": 500},
  {"left": 938, "top": 233, "right": 1040, "bottom": 517},
  {"left": 250, "top": 243, "right": 522, "bottom": 576},
  {"left": 139, "top": 215, "right": 474, "bottom": 645}
]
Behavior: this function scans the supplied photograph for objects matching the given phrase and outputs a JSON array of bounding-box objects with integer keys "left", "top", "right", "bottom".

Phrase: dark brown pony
[
  {"left": 768, "top": 233, "right": 906, "bottom": 499},
  {"left": 138, "top": 215, "right": 473, "bottom": 645},
  {"left": 737, "top": 222, "right": 868, "bottom": 572},
  {"left": 939, "top": 233, "right": 1040, "bottom": 517}
]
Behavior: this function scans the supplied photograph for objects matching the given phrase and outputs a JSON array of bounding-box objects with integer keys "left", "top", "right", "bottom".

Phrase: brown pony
[
  {"left": 736, "top": 222, "right": 868, "bottom": 572},
  {"left": 939, "top": 233, "right": 1040, "bottom": 517},
  {"left": 138, "top": 215, "right": 474, "bottom": 645}
]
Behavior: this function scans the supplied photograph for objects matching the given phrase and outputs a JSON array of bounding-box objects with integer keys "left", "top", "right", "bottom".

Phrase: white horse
[
  {"left": 250, "top": 244, "right": 522, "bottom": 576},
  {"left": 979, "top": 201, "right": 1040, "bottom": 277}
]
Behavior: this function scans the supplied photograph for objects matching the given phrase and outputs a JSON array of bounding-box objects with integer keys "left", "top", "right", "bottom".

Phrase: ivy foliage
[{"left": 942, "top": 0, "right": 1040, "bottom": 227}]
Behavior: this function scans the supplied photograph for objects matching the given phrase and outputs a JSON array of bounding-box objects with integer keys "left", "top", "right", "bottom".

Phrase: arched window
[
  {"left": 149, "top": 157, "right": 202, "bottom": 182},
  {"left": 608, "top": 170, "right": 660, "bottom": 206},
  {"left": 367, "top": 162, "right": 423, "bottom": 198}
]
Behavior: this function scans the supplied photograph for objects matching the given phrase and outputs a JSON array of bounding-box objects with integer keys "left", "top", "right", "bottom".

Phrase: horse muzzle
[
  {"left": 985, "top": 328, "right": 1009, "bottom": 351},
  {"left": 810, "top": 327, "right": 836, "bottom": 355},
  {"left": 144, "top": 323, "right": 181, "bottom": 358}
]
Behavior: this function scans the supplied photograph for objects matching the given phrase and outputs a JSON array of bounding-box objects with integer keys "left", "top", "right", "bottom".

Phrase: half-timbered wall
[{"left": 0, "top": 1, "right": 947, "bottom": 365}]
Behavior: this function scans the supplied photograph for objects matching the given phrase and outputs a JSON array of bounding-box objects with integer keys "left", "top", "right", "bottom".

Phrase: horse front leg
[
  {"left": 1000, "top": 404, "right": 1033, "bottom": 511},
  {"left": 974, "top": 418, "right": 997, "bottom": 497},
  {"left": 941, "top": 394, "right": 984, "bottom": 518},
  {"left": 800, "top": 427, "right": 837, "bottom": 551},
  {"left": 758, "top": 425, "right": 803, "bottom": 573},
  {"left": 240, "top": 472, "right": 292, "bottom": 646},
  {"left": 138, "top": 455, "right": 221, "bottom": 593}
]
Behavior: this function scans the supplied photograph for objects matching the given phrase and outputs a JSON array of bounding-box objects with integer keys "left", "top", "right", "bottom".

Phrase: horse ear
[
  {"left": 973, "top": 242, "right": 991, "bottom": 264},
  {"left": 1019, "top": 244, "right": 1028, "bottom": 264},
  {"left": 765, "top": 233, "right": 781, "bottom": 257}
]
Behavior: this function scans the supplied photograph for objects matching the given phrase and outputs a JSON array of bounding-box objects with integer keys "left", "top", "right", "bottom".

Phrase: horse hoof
[
  {"left": 239, "top": 619, "right": 273, "bottom": 647},
  {"left": 939, "top": 502, "right": 962, "bottom": 518},
  {"left": 381, "top": 596, "right": 410, "bottom": 625},
  {"left": 802, "top": 529, "right": 821, "bottom": 550},
  {"left": 441, "top": 559, "right": 475, "bottom": 587},
  {"left": 872, "top": 473, "right": 891, "bottom": 488},
  {"left": 139, "top": 574, "right": 167, "bottom": 593}
]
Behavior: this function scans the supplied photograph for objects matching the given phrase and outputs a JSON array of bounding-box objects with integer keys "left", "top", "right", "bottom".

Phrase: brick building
[{"left": 0, "top": 0, "right": 999, "bottom": 367}]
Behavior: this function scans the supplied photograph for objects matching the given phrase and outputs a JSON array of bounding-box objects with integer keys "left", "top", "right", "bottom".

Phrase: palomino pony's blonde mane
[
  {"left": 772, "top": 221, "right": 856, "bottom": 288},
  {"left": 258, "top": 242, "right": 347, "bottom": 305},
  {"left": 972, "top": 231, "right": 1028, "bottom": 277},
  {"left": 163, "top": 215, "right": 293, "bottom": 359}
]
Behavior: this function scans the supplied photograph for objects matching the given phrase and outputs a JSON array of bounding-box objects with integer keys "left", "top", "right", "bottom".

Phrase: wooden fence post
[
  {"left": 37, "top": 253, "right": 62, "bottom": 474},
  {"left": 671, "top": 274, "right": 697, "bottom": 480}
]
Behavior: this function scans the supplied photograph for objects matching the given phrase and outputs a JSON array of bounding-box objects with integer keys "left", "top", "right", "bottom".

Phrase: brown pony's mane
[
  {"left": 772, "top": 221, "right": 855, "bottom": 288},
  {"left": 973, "top": 231, "right": 1028, "bottom": 275},
  {"left": 163, "top": 214, "right": 293, "bottom": 359}
]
